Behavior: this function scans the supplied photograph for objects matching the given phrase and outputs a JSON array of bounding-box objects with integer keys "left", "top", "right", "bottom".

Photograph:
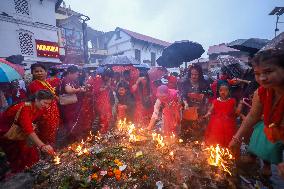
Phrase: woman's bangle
[
  {"left": 232, "top": 136, "right": 242, "bottom": 144},
  {"left": 39, "top": 144, "right": 46, "bottom": 151}
]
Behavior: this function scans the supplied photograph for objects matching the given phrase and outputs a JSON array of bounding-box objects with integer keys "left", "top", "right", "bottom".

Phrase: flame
[
  {"left": 54, "top": 155, "right": 61, "bottom": 165},
  {"left": 206, "top": 144, "right": 234, "bottom": 176},
  {"left": 152, "top": 133, "right": 165, "bottom": 148}
]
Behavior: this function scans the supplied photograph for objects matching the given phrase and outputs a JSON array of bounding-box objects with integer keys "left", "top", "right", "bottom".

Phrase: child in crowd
[
  {"left": 205, "top": 82, "right": 241, "bottom": 147},
  {"left": 114, "top": 81, "right": 135, "bottom": 122}
]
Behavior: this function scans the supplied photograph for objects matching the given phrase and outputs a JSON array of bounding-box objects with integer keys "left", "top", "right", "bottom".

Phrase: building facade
[
  {"left": 0, "top": 0, "right": 62, "bottom": 69},
  {"left": 107, "top": 27, "right": 171, "bottom": 67}
]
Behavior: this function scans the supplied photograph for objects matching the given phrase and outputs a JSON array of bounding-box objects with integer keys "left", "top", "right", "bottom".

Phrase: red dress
[
  {"left": 28, "top": 80, "right": 60, "bottom": 145},
  {"left": 0, "top": 102, "right": 42, "bottom": 173},
  {"left": 46, "top": 77, "right": 61, "bottom": 89},
  {"left": 93, "top": 76, "right": 113, "bottom": 133},
  {"left": 258, "top": 87, "right": 284, "bottom": 143},
  {"left": 205, "top": 98, "right": 237, "bottom": 147}
]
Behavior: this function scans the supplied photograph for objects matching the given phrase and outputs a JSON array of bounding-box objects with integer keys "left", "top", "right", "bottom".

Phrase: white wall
[
  {"left": 0, "top": 0, "right": 59, "bottom": 66},
  {"left": 107, "top": 30, "right": 164, "bottom": 66},
  {"left": 132, "top": 42, "right": 163, "bottom": 66},
  {"left": 107, "top": 30, "right": 132, "bottom": 56}
]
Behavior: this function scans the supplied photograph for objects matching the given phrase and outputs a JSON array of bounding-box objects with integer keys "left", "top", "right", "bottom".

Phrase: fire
[
  {"left": 206, "top": 144, "right": 234, "bottom": 176},
  {"left": 152, "top": 133, "right": 165, "bottom": 148},
  {"left": 54, "top": 155, "right": 61, "bottom": 165}
]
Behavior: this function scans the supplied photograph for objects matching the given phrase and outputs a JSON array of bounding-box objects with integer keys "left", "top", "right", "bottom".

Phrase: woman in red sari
[
  {"left": 93, "top": 69, "right": 114, "bottom": 134},
  {"left": 70, "top": 74, "right": 96, "bottom": 138},
  {"left": 59, "top": 66, "right": 86, "bottom": 138},
  {"left": 132, "top": 71, "right": 153, "bottom": 127},
  {"left": 28, "top": 63, "right": 60, "bottom": 146},
  {"left": 0, "top": 90, "right": 55, "bottom": 173},
  {"left": 229, "top": 49, "right": 284, "bottom": 178}
]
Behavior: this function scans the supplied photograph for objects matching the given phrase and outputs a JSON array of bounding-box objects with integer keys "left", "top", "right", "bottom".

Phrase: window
[
  {"left": 14, "top": 0, "right": 30, "bottom": 16},
  {"left": 135, "top": 49, "right": 141, "bottom": 62},
  {"left": 151, "top": 52, "right": 156, "bottom": 66},
  {"left": 18, "top": 31, "right": 34, "bottom": 55}
]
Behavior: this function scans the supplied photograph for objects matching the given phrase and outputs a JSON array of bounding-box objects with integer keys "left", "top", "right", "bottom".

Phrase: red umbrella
[
  {"left": 148, "top": 67, "right": 168, "bottom": 82},
  {"left": 0, "top": 58, "right": 25, "bottom": 76}
]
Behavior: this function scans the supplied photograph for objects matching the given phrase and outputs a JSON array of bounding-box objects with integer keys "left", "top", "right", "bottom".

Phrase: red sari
[
  {"left": 132, "top": 86, "right": 153, "bottom": 127},
  {"left": 71, "top": 77, "right": 96, "bottom": 136},
  {"left": 205, "top": 98, "right": 237, "bottom": 147},
  {"left": 258, "top": 87, "right": 284, "bottom": 143},
  {"left": 0, "top": 102, "right": 43, "bottom": 173},
  {"left": 59, "top": 77, "right": 81, "bottom": 134},
  {"left": 28, "top": 80, "right": 60, "bottom": 145},
  {"left": 93, "top": 76, "right": 113, "bottom": 133}
]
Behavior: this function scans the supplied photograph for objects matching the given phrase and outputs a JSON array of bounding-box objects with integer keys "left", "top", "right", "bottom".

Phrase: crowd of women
[{"left": 0, "top": 47, "right": 283, "bottom": 182}]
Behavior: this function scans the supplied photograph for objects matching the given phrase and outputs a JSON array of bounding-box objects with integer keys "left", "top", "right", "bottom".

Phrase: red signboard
[{"left": 36, "top": 40, "right": 59, "bottom": 58}]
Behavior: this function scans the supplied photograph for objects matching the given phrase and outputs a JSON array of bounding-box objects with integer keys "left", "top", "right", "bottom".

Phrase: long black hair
[
  {"left": 9, "top": 89, "right": 54, "bottom": 107},
  {"left": 29, "top": 89, "right": 54, "bottom": 102},
  {"left": 31, "top": 63, "right": 46, "bottom": 73},
  {"left": 188, "top": 64, "right": 205, "bottom": 82},
  {"left": 253, "top": 49, "right": 284, "bottom": 69}
]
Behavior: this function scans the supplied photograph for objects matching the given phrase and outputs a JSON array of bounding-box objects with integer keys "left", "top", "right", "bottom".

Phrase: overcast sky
[{"left": 64, "top": 0, "right": 283, "bottom": 53}]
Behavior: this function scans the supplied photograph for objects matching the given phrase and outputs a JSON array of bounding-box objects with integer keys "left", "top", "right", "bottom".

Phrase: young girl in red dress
[
  {"left": 28, "top": 63, "right": 60, "bottom": 146},
  {"left": 0, "top": 90, "right": 55, "bottom": 173},
  {"left": 205, "top": 82, "right": 241, "bottom": 147}
]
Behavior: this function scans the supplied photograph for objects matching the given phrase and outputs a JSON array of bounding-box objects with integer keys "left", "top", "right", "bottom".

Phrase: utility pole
[
  {"left": 78, "top": 14, "right": 90, "bottom": 64},
  {"left": 269, "top": 7, "right": 284, "bottom": 37}
]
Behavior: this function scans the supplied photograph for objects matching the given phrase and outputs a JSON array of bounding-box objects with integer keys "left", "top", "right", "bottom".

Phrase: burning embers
[{"left": 205, "top": 144, "right": 234, "bottom": 176}]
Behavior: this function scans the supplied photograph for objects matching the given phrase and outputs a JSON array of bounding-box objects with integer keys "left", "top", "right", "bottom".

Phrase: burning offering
[
  {"left": 28, "top": 120, "right": 239, "bottom": 188},
  {"left": 205, "top": 144, "right": 234, "bottom": 176}
]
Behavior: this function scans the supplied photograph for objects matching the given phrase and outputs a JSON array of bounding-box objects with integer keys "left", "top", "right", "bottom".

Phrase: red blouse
[
  {"left": 0, "top": 102, "right": 43, "bottom": 135},
  {"left": 258, "top": 87, "right": 284, "bottom": 142},
  {"left": 28, "top": 80, "right": 56, "bottom": 96}
]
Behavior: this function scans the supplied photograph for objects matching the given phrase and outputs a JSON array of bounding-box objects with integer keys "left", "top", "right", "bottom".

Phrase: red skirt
[{"left": 205, "top": 115, "right": 236, "bottom": 148}]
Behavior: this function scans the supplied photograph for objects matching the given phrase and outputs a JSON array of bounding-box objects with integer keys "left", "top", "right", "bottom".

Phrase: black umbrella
[
  {"left": 157, "top": 40, "right": 205, "bottom": 68},
  {"left": 228, "top": 38, "right": 270, "bottom": 56},
  {"left": 101, "top": 55, "right": 140, "bottom": 66}
]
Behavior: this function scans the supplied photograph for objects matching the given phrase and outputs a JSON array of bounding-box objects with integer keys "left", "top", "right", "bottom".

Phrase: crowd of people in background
[{"left": 0, "top": 48, "right": 283, "bottom": 181}]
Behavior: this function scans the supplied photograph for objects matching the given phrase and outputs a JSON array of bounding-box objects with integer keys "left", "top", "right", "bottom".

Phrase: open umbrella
[
  {"left": 217, "top": 55, "right": 249, "bottom": 78},
  {"left": 101, "top": 55, "right": 140, "bottom": 66},
  {"left": 0, "top": 58, "right": 25, "bottom": 76},
  {"left": 157, "top": 40, "right": 205, "bottom": 68},
  {"left": 228, "top": 38, "right": 270, "bottom": 56},
  {"left": 0, "top": 62, "right": 22, "bottom": 82}
]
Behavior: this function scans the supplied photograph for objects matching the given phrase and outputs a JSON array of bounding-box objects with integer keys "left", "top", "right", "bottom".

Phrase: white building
[
  {"left": 107, "top": 27, "right": 171, "bottom": 67},
  {"left": 0, "top": 0, "right": 62, "bottom": 69}
]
